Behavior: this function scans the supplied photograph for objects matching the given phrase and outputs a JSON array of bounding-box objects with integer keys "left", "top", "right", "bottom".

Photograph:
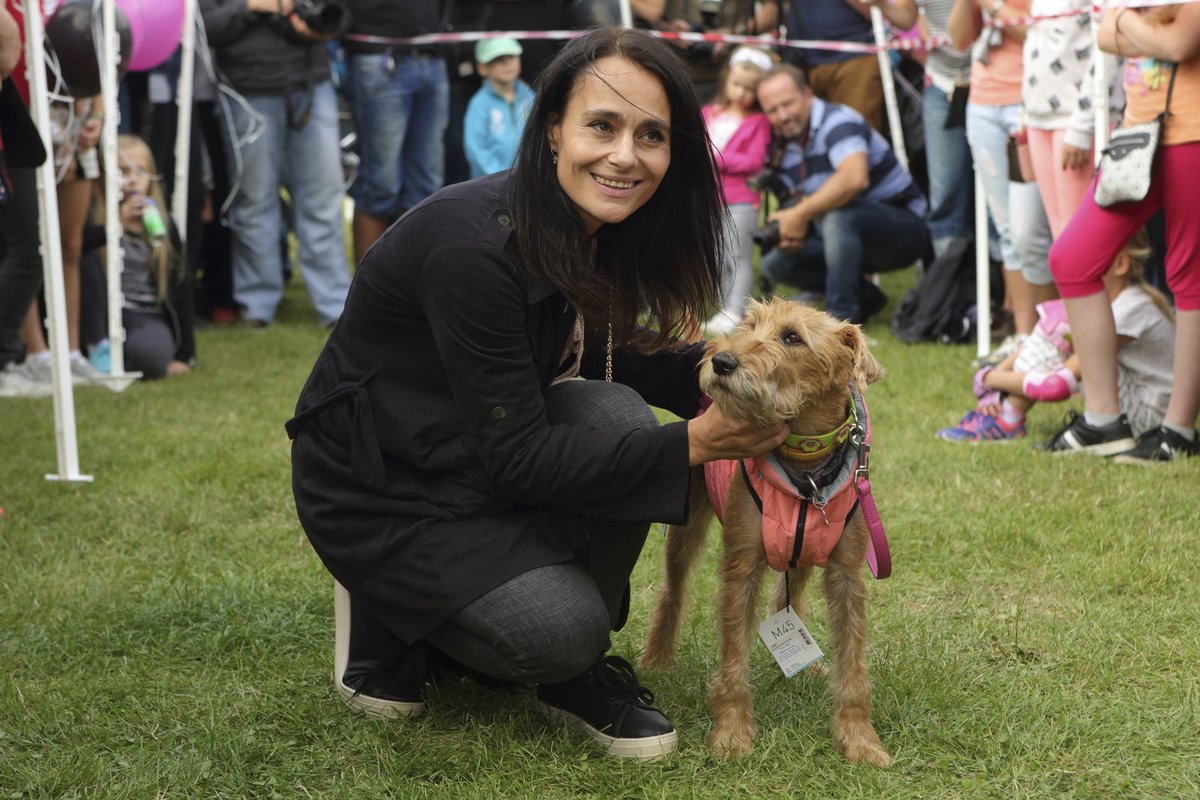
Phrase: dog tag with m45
[{"left": 758, "top": 607, "right": 824, "bottom": 677}]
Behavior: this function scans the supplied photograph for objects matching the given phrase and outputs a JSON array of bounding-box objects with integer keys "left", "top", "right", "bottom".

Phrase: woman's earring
[{"left": 551, "top": 150, "right": 558, "bottom": 165}]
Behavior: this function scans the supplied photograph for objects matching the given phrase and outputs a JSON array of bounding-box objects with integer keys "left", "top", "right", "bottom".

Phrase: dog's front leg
[
  {"left": 643, "top": 468, "right": 712, "bottom": 671},
  {"left": 707, "top": 496, "right": 768, "bottom": 758},
  {"left": 824, "top": 517, "right": 891, "bottom": 766}
]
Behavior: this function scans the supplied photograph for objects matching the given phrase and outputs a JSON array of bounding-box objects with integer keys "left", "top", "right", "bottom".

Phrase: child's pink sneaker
[{"left": 1022, "top": 366, "right": 1078, "bottom": 402}]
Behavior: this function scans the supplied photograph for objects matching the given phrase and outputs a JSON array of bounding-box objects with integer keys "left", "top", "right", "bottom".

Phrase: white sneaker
[
  {"left": 0, "top": 363, "right": 52, "bottom": 398},
  {"left": 70, "top": 352, "right": 104, "bottom": 384}
]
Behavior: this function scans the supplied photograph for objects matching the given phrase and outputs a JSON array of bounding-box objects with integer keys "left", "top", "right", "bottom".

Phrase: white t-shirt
[{"left": 1111, "top": 285, "right": 1175, "bottom": 435}]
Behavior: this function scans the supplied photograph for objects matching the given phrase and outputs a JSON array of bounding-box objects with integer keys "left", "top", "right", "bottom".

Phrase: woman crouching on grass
[{"left": 287, "top": 27, "right": 789, "bottom": 759}]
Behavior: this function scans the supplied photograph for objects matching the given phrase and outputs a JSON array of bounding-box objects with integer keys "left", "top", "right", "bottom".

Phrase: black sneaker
[
  {"left": 334, "top": 582, "right": 427, "bottom": 718},
  {"left": 1112, "top": 425, "right": 1200, "bottom": 465},
  {"left": 536, "top": 655, "right": 678, "bottom": 759},
  {"left": 1040, "top": 411, "right": 1135, "bottom": 456}
]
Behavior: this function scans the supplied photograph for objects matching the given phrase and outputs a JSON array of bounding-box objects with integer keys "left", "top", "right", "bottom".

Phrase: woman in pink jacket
[{"left": 703, "top": 47, "right": 774, "bottom": 333}]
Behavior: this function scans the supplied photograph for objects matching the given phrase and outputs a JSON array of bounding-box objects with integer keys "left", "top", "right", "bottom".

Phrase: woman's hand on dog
[{"left": 687, "top": 404, "right": 790, "bottom": 466}]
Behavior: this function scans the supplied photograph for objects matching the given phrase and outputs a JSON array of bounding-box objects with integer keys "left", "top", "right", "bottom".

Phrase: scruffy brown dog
[{"left": 642, "top": 298, "right": 890, "bottom": 765}]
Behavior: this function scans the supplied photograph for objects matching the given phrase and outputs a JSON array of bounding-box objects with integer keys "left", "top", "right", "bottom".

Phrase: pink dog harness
[{"left": 703, "top": 387, "right": 892, "bottom": 579}]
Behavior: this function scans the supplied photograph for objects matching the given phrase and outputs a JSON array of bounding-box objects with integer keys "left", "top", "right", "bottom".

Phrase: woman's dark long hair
[{"left": 509, "top": 27, "right": 726, "bottom": 350}]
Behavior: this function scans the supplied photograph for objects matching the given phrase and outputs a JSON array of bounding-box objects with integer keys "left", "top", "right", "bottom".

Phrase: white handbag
[{"left": 1094, "top": 64, "right": 1177, "bottom": 208}]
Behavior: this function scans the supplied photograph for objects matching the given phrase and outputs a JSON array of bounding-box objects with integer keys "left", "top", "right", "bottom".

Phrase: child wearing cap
[{"left": 464, "top": 37, "right": 535, "bottom": 178}]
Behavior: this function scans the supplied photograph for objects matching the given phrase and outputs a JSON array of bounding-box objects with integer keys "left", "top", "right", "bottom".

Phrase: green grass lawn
[{"left": 2, "top": 271, "right": 1197, "bottom": 799}]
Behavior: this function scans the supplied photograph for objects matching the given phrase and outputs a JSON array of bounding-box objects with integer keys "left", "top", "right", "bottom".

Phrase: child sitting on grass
[
  {"left": 86, "top": 134, "right": 194, "bottom": 380},
  {"left": 937, "top": 232, "right": 1174, "bottom": 442}
]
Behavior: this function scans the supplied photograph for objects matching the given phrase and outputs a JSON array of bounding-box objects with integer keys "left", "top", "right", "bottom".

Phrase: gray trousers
[{"left": 422, "top": 380, "right": 658, "bottom": 685}]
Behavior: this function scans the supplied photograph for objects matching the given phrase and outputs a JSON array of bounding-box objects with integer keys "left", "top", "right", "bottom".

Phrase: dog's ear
[{"left": 839, "top": 323, "right": 886, "bottom": 389}]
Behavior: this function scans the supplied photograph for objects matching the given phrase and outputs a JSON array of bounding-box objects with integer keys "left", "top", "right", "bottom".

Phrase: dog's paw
[
  {"left": 709, "top": 722, "right": 757, "bottom": 759},
  {"left": 638, "top": 648, "right": 677, "bottom": 672},
  {"left": 835, "top": 723, "right": 892, "bottom": 767},
  {"left": 843, "top": 740, "right": 892, "bottom": 767}
]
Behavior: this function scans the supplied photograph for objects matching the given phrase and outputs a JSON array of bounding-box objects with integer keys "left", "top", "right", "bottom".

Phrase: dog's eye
[{"left": 782, "top": 330, "right": 805, "bottom": 346}]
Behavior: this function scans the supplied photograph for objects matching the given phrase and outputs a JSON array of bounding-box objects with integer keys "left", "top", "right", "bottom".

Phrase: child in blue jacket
[{"left": 464, "top": 37, "right": 534, "bottom": 178}]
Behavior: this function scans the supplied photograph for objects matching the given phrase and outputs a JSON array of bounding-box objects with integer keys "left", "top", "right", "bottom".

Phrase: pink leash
[
  {"left": 852, "top": 399, "right": 891, "bottom": 580},
  {"left": 856, "top": 476, "right": 891, "bottom": 580}
]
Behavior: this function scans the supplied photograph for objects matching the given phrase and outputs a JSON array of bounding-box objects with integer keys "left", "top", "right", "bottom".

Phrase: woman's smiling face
[{"left": 547, "top": 56, "right": 672, "bottom": 235}]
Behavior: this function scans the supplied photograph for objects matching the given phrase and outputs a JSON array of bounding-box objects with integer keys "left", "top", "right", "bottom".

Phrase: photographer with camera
[
  {"left": 755, "top": 64, "right": 930, "bottom": 325},
  {"left": 198, "top": 0, "right": 352, "bottom": 329}
]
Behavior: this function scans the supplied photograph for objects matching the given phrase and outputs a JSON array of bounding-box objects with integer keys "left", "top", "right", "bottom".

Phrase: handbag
[{"left": 1093, "top": 64, "right": 1178, "bottom": 208}]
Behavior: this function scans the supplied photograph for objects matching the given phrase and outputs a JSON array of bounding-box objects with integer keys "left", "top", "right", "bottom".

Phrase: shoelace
[{"left": 593, "top": 655, "right": 656, "bottom": 708}]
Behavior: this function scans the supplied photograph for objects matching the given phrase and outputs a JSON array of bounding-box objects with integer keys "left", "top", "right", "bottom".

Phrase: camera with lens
[
  {"left": 292, "top": 0, "right": 350, "bottom": 37},
  {"left": 748, "top": 167, "right": 800, "bottom": 253},
  {"left": 746, "top": 166, "right": 791, "bottom": 203}
]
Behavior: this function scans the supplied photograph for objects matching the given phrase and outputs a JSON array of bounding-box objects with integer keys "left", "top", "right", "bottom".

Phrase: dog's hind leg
[
  {"left": 643, "top": 467, "right": 713, "bottom": 671},
  {"left": 707, "top": 495, "right": 769, "bottom": 758},
  {"left": 823, "top": 517, "right": 891, "bottom": 766}
]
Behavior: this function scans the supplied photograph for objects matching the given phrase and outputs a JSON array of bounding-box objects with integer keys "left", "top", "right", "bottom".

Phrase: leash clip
[
  {"left": 803, "top": 473, "right": 830, "bottom": 525},
  {"left": 851, "top": 424, "right": 871, "bottom": 489}
]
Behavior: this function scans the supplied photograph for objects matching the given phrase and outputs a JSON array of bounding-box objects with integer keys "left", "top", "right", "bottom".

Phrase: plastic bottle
[{"left": 142, "top": 197, "right": 167, "bottom": 242}]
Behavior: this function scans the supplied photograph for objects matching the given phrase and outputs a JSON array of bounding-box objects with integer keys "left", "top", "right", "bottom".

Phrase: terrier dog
[{"left": 642, "top": 298, "right": 891, "bottom": 765}]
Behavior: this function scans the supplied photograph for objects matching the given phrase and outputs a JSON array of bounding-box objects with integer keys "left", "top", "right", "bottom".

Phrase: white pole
[
  {"left": 24, "top": 0, "right": 92, "bottom": 482},
  {"left": 99, "top": 0, "right": 123, "bottom": 377},
  {"left": 617, "top": 0, "right": 632, "bottom": 28},
  {"left": 172, "top": 0, "right": 197, "bottom": 238},
  {"left": 1092, "top": 12, "right": 1109, "bottom": 166},
  {"left": 871, "top": 7, "right": 908, "bottom": 170},
  {"left": 974, "top": 170, "right": 991, "bottom": 359}
]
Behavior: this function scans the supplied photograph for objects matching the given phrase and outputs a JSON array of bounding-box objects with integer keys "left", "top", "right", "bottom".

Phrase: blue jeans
[
  {"left": 346, "top": 53, "right": 448, "bottom": 217},
  {"left": 761, "top": 200, "right": 929, "bottom": 321},
  {"left": 922, "top": 85, "right": 973, "bottom": 251},
  {"left": 221, "top": 81, "right": 350, "bottom": 326}
]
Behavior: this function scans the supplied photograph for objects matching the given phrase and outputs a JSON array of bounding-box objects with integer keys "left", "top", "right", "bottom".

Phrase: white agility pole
[
  {"left": 871, "top": 7, "right": 908, "bottom": 170},
  {"left": 99, "top": 0, "right": 139, "bottom": 390},
  {"left": 974, "top": 171, "right": 991, "bottom": 359},
  {"left": 1092, "top": 13, "right": 1109, "bottom": 166},
  {"left": 24, "top": 1, "right": 92, "bottom": 482},
  {"left": 172, "top": 0, "right": 198, "bottom": 239}
]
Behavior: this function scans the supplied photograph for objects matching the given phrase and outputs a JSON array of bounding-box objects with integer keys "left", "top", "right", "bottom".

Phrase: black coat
[{"left": 288, "top": 172, "right": 706, "bottom": 642}]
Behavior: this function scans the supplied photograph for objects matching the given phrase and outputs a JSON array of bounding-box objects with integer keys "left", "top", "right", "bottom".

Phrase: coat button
[
  {"left": 490, "top": 406, "right": 507, "bottom": 420},
  {"left": 497, "top": 213, "right": 511, "bottom": 227}
]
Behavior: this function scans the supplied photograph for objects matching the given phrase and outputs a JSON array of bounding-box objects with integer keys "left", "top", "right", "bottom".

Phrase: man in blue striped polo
[{"left": 755, "top": 64, "right": 929, "bottom": 324}]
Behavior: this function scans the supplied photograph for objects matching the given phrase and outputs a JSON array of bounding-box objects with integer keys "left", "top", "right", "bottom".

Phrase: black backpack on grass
[{"left": 891, "top": 236, "right": 995, "bottom": 344}]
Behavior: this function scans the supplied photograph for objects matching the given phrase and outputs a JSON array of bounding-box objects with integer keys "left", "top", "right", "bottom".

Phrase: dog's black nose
[{"left": 711, "top": 351, "right": 739, "bottom": 376}]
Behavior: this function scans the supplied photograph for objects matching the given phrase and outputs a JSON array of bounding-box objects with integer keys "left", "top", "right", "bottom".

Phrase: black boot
[
  {"left": 333, "top": 581, "right": 427, "bottom": 718},
  {"left": 536, "top": 655, "right": 677, "bottom": 759}
]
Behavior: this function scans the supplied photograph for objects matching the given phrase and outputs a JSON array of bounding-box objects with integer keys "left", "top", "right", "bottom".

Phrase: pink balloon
[
  {"left": 119, "top": 0, "right": 185, "bottom": 72},
  {"left": 114, "top": 0, "right": 146, "bottom": 62}
]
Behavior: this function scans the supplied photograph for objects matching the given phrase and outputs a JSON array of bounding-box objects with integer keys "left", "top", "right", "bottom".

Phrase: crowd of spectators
[{"left": 0, "top": 0, "right": 1194, "bottom": 462}]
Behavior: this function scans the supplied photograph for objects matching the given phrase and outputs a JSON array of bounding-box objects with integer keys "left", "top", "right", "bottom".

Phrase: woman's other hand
[{"left": 687, "top": 401, "right": 790, "bottom": 465}]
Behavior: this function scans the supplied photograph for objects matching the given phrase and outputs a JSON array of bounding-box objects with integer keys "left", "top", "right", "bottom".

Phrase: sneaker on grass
[
  {"left": 536, "top": 655, "right": 677, "bottom": 759},
  {"left": 937, "top": 410, "right": 1025, "bottom": 442},
  {"left": 0, "top": 363, "right": 52, "bottom": 398},
  {"left": 1039, "top": 411, "right": 1135, "bottom": 455},
  {"left": 1112, "top": 426, "right": 1199, "bottom": 465}
]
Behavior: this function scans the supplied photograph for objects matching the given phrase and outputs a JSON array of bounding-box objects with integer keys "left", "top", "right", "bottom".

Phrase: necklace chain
[{"left": 605, "top": 286, "right": 613, "bottom": 383}]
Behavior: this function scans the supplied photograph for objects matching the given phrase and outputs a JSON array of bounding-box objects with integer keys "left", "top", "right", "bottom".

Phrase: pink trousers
[{"left": 1049, "top": 140, "right": 1200, "bottom": 311}]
